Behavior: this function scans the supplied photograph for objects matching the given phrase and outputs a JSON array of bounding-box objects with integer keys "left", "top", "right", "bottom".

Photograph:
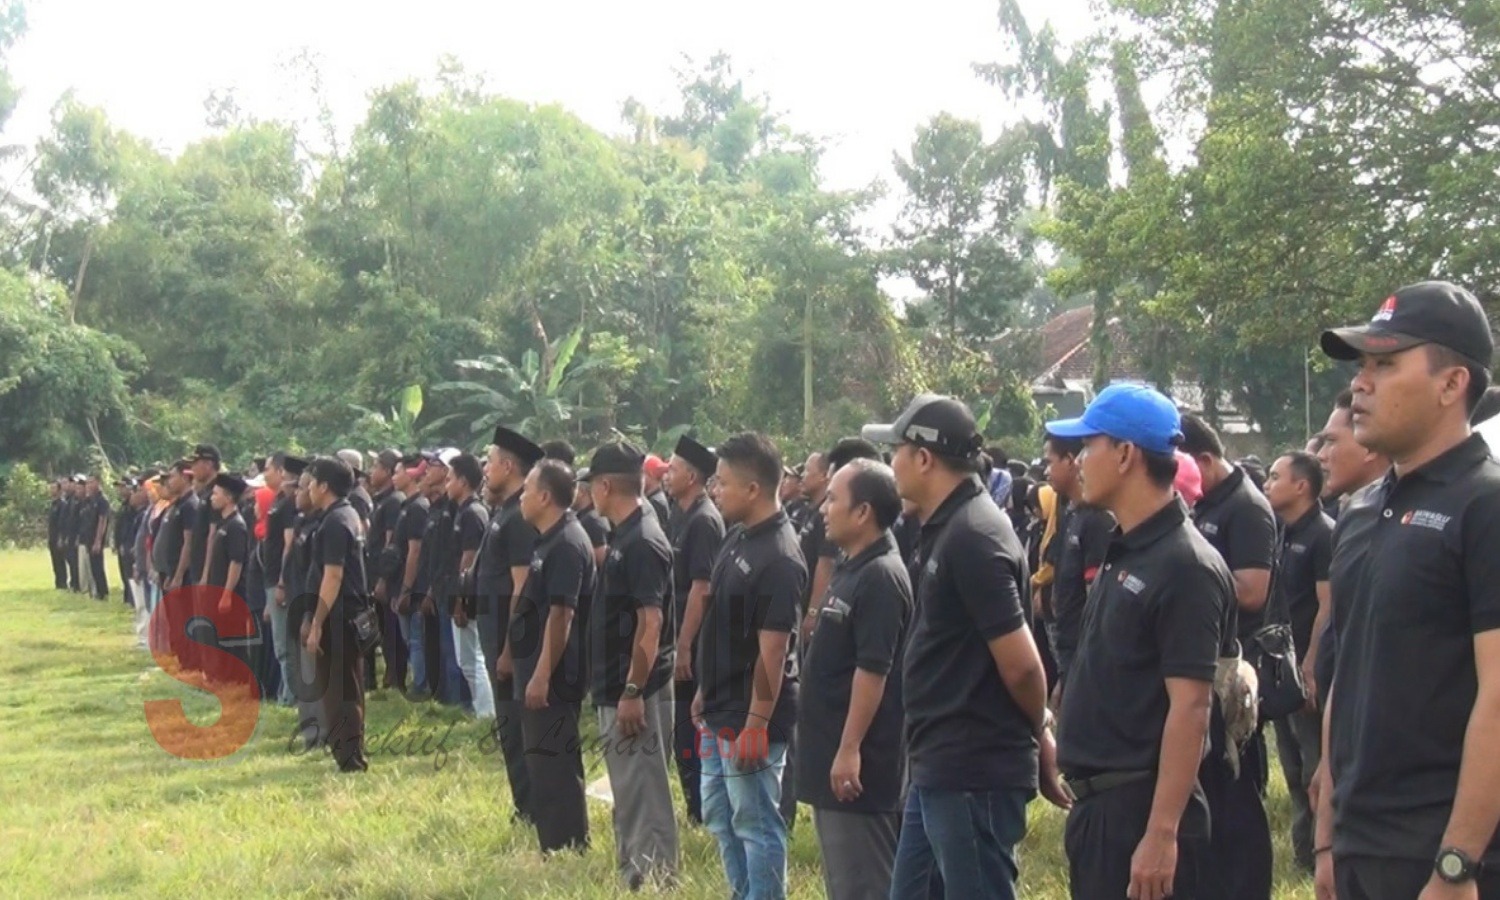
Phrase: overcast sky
[{"left": 5, "top": 0, "right": 1097, "bottom": 235}]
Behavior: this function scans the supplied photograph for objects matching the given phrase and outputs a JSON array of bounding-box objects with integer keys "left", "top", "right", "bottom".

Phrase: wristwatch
[
  {"left": 622, "top": 683, "right": 642, "bottom": 700},
  {"left": 1436, "top": 847, "right": 1481, "bottom": 885}
]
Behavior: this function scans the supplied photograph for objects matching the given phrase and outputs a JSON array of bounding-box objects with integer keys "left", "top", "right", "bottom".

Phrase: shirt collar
[
  {"left": 538, "top": 509, "right": 576, "bottom": 544},
  {"left": 922, "top": 476, "right": 985, "bottom": 534},
  {"left": 1113, "top": 496, "right": 1190, "bottom": 554},
  {"left": 1196, "top": 464, "right": 1246, "bottom": 512},
  {"left": 1283, "top": 504, "right": 1325, "bottom": 538},
  {"left": 1386, "top": 432, "right": 1492, "bottom": 488},
  {"left": 611, "top": 506, "right": 646, "bottom": 543},
  {"left": 837, "top": 531, "right": 896, "bottom": 572},
  {"left": 739, "top": 508, "right": 790, "bottom": 542}
]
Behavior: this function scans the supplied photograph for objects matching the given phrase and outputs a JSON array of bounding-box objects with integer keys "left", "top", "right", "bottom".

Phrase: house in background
[{"left": 1009, "top": 305, "right": 1261, "bottom": 446}]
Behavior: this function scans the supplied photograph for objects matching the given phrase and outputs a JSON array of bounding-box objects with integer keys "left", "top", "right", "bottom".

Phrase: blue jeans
[
  {"left": 701, "top": 734, "right": 789, "bottom": 900},
  {"left": 889, "top": 785, "right": 1032, "bottom": 900},
  {"left": 435, "top": 609, "right": 467, "bottom": 707},
  {"left": 266, "top": 589, "right": 295, "bottom": 705},
  {"left": 398, "top": 607, "right": 428, "bottom": 695}
]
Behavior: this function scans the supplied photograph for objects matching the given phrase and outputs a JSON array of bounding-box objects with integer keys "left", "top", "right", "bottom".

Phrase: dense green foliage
[{"left": 0, "top": 0, "right": 1495, "bottom": 485}]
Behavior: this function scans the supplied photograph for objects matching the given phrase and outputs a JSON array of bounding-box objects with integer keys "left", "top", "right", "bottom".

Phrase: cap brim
[
  {"left": 1319, "top": 327, "right": 1425, "bottom": 361},
  {"left": 1045, "top": 417, "right": 1100, "bottom": 440},
  {"left": 860, "top": 424, "right": 900, "bottom": 445}
]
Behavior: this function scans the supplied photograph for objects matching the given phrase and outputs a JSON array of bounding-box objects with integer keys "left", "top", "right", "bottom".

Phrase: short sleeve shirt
[
  {"left": 368, "top": 487, "right": 405, "bottom": 563},
  {"left": 903, "top": 477, "right": 1036, "bottom": 792},
  {"left": 1193, "top": 465, "right": 1276, "bottom": 640},
  {"left": 262, "top": 492, "right": 297, "bottom": 588},
  {"left": 78, "top": 493, "right": 108, "bottom": 544},
  {"left": 1330, "top": 435, "right": 1500, "bottom": 865},
  {"left": 152, "top": 491, "right": 198, "bottom": 576},
  {"left": 206, "top": 512, "right": 250, "bottom": 589},
  {"left": 796, "top": 532, "right": 911, "bottom": 812},
  {"left": 578, "top": 509, "right": 610, "bottom": 550},
  {"left": 589, "top": 507, "right": 675, "bottom": 704},
  {"left": 1057, "top": 498, "right": 1230, "bottom": 774},
  {"left": 698, "top": 510, "right": 807, "bottom": 741},
  {"left": 510, "top": 512, "right": 596, "bottom": 704},
  {"left": 392, "top": 494, "right": 430, "bottom": 590},
  {"left": 441, "top": 495, "right": 488, "bottom": 610},
  {"left": 189, "top": 486, "right": 214, "bottom": 582},
  {"left": 1050, "top": 502, "right": 1115, "bottom": 666},
  {"left": 671, "top": 494, "right": 726, "bottom": 620},
  {"left": 308, "top": 499, "right": 368, "bottom": 608},
  {"left": 475, "top": 490, "right": 537, "bottom": 601},
  {"left": 1273, "top": 506, "right": 1334, "bottom": 654}
]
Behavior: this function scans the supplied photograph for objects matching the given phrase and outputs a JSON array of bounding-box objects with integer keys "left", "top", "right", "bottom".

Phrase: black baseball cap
[
  {"left": 862, "top": 394, "right": 983, "bottom": 459},
  {"left": 192, "top": 444, "right": 222, "bottom": 465},
  {"left": 1321, "top": 281, "right": 1494, "bottom": 368},
  {"left": 589, "top": 441, "right": 646, "bottom": 478},
  {"left": 674, "top": 435, "right": 718, "bottom": 481},
  {"left": 374, "top": 449, "right": 401, "bottom": 473}
]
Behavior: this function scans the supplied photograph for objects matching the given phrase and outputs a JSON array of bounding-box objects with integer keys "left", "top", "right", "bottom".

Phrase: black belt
[{"left": 1064, "top": 769, "right": 1153, "bottom": 802}]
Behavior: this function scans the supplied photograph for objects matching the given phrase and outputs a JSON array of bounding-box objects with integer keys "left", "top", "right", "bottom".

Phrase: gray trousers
[
  {"left": 598, "top": 689, "right": 680, "bottom": 888},
  {"left": 78, "top": 545, "right": 95, "bottom": 596},
  {"left": 812, "top": 806, "right": 899, "bottom": 900},
  {"left": 1273, "top": 706, "right": 1322, "bottom": 870}
]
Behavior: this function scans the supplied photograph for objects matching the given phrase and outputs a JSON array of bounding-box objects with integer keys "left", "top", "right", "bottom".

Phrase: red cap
[
  {"left": 644, "top": 455, "right": 670, "bottom": 480},
  {"left": 1173, "top": 451, "right": 1203, "bottom": 506}
]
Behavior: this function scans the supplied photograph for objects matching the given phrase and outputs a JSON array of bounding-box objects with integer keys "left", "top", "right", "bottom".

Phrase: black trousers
[
  {"left": 88, "top": 550, "right": 109, "bottom": 599},
  {"left": 50, "top": 544, "right": 68, "bottom": 588},
  {"left": 117, "top": 552, "right": 135, "bottom": 607},
  {"left": 777, "top": 682, "right": 800, "bottom": 831},
  {"left": 291, "top": 599, "right": 367, "bottom": 772},
  {"left": 1337, "top": 856, "right": 1500, "bottom": 900},
  {"left": 481, "top": 591, "right": 533, "bottom": 821},
  {"left": 64, "top": 543, "right": 80, "bottom": 591},
  {"left": 520, "top": 701, "right": 589, "bottom": 852},
  {"left": 1199, "top": 723, "right": 1273, "bottom": 900},
  {"left": 1066, "top": 777, "right": 1209, "bottom": 899},
  {"left": 673, "top": 675, "right": 702, "bottom": 824}
]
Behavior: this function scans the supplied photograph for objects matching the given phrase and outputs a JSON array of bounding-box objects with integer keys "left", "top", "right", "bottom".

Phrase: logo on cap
[{"left": 1372, "top": 295, "right": 1397, "bottom": 323}]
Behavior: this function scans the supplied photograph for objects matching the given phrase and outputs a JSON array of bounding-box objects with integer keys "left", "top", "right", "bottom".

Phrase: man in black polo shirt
[
  {"left": 205, "top": 472, "right": 251, "bottom": 681},
  {"left": 1181, "top": 414, "right": 1277, "bottom": 900},
  {"left": 263, "top": 454, "right": 306, "bottom": 706},
  {"left": 366, "top": 449, "right": 407, "bottom": 691},
  {"left": 798, "top": 458, "right": 911, "bottom": 900},
  {"left": 47, "top": 480, "right": 68, "bottom": 590},
  {"left": 1262, "top": 449, "right": 1333, "bottom": 873},
  {"left": 114, "top": 478, "right": 138, "bottom": 607},
  {"left": 62, "top": 477, "right": 83, "bottom": 592},
  {"left": 188, "top": 444, "right": 221, "bottom": 587},
  {"left": 419, "top": 451, "right": 461, "bottom": 707},
  {"left": 667, "top": 434, "right": 725, "bottom": 826},
  {"left": 692, "top": 432, "right": 806, "bottom": 900},
  {"left": 1314, "top": 282, "right": 1500, "bottom": 899},
  {"left": 572, "top": 470, "right": 611, "bottom": 569},
  {"left": 79, "top": 474, "right": 110, "bottom": 600},
  {"left": 1047, "top": 384, "right": 1229, "bottom": 900},
  {"left": 1040, "top": 432, "right": 1114, "bottom": 697},
  {"left": 445, "top": 453, "right": 494, "bottom": 719},
  {"left": 781, "top": 466, "right": 808, "bottom": 531},
  {"left": 863, "top": 394, "right": 1067, "bottom": 899},
  {"left": 481, "top": 427, "right": 544, "bottom": 823},
  {"left": 587, "top": 441, "right": 679, "bottom": 889},
  {"left": 513, "top": 458, "right": 595, "bottom": 853},
  {"left": 390, "top": 457, "right": 432, "bottom": 700},
  {"left": 303, "top": 457, "right": 371, "bottom": 773}
]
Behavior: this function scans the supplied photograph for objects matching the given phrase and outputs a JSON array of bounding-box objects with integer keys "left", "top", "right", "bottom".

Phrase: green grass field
[{"left": 0, "top": 548, "right": 1317, "bottom": 898}]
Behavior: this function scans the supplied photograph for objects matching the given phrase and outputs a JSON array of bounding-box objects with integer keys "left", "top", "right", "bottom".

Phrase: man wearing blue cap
[{"left": 1047, "top": 384, "right": 1232, "bottom": 900}]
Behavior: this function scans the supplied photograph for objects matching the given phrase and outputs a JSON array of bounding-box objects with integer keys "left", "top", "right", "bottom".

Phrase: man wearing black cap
[
  {"left": 47, "top": 480, "right": 68, "bottom": 590},
  {"left": 1312, "top": 282, "right": 1500, "bottom": 900},
  {"left": 303, "top": 457, "right": 371, "bottom": 773},
  {"left": 798, "top": 458, "right": 912, "bottom": 900},
  {"left": 863, "top": 394, "right": 1067, "bottom": 898},
  {"left": 1180, "top": 413, "right": 1277, "bottom": 900},
  {"left": 390, "top": 456, "right": 432, "bottom": 701},
  {"left": 480, "top": 426, "right": 544, "bottom": 823},
  {"left": 572, "top": 469, "right": 611, "bottom": 569},
  {"left": 693, "top": 432, "right": 805, "bottom": 900},
  {"left": 667, "top": 434, "right": 725, "bottom": 826},
  {"left": 1046, "top": 385, "right": 1228, "bottom": 900},
  {"left": 587, "top": 441, "right": 680, "bottom": 888},
  {"left": 205, "top": 474, "right": 252, "bottom": 678},
  {"left": 188, "top": 444, "right": 221, "bottom": 587},
  {"left": 264, "top": 455, "right": 307, "bottom": 706},
  {"left": 514, "top": 458, "right": 596, "bottom": 852},
  {"left": 154, "top": 461, "right": 199, "bottom": 668},
  {"left": 367, "top": 449, "right": 408, "bottom": 692}
]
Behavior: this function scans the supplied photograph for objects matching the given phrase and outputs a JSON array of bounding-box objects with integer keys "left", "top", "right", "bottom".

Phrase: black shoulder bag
[{"left": 1252, "top": 553, "right": 1307, "bottom": 721}]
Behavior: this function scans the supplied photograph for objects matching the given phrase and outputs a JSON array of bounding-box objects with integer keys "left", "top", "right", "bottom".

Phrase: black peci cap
[
  {"left": 213, "top": 473, "right": 248, "bottom": 498},
  {"left": 674, "top": 435, "right": 718, "bottom": 480},
  {"left": 1322, "top": 281, "right": 1494, "bottom": 368},
  {"left": 493, "top": 426, "right": 545, "bottom": 469},
  {"left": 281, "top": 456, "right": 309, "bottom": 477},
  {"left": 862, "top": 394, "right": 983, "bottom": 460}
]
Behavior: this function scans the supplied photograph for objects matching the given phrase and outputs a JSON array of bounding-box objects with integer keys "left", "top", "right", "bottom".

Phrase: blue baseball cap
[{"left": 1045, "top": 384, "right": 1183, "bottom": 456}]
